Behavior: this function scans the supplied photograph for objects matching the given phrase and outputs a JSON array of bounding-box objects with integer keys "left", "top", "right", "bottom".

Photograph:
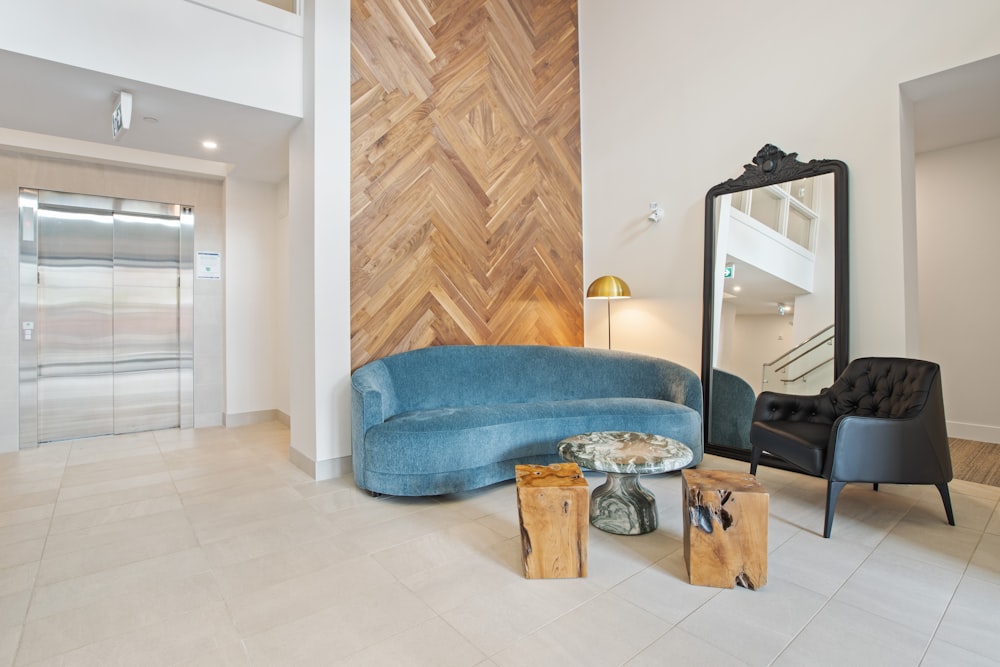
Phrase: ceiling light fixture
[{"left": 202, "top": 140, "right": 218, "bottom": 150}]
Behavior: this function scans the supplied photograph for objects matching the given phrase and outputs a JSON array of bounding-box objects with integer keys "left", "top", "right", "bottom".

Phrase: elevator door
[{"left": 32, "top": 193, "right": 185, "bottom": 443}]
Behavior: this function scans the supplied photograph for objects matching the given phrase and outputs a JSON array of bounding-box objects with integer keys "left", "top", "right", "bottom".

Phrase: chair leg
[
  {"left": 824, "top": 481, "right": 847, "bottom": 538},
  {"left": 936, "top": 483, "right": 956, "bottom": 526},
  {"left": 750, "top": 446, "right": 762, "bottom": 475},
  {"left": 873, "top": 483, "right": 879, "bottom": 492}
]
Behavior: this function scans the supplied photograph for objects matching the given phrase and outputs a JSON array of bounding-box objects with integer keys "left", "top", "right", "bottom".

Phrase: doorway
[{"left": 18, "top": 189, "right": 194, "bottom": 447}]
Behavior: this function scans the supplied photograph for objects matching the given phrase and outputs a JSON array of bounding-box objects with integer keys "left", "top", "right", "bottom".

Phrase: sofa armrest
[
  {"left": 660, "top": 363, "right": 704, "bottom": 415},
  {"left": 350, "top": 360, "right": 398, "bottom": 489}
]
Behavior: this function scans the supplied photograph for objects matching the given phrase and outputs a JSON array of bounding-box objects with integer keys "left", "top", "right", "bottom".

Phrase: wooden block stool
[
  {"left": 682, "top": 469, "right": 768, "bottom": 590},
  {"left": 515, "top": 463, "right": 588, "bottom": 579}
]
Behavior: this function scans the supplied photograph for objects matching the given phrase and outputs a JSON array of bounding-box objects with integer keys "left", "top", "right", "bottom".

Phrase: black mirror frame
[{"left": 701, "top": 144, "right": 849, "bottom": 462}]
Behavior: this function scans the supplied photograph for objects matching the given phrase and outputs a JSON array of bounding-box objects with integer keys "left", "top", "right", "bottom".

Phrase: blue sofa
[{"left": 350, "top": 345, "right": 703, "bottom": 496}]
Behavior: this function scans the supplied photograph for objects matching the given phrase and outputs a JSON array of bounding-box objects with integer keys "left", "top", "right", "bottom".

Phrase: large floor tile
[
  {"left": 773, "top": 599, "right": 928, "bottom": 666},
  {"left": 0, "top": 423, "right": 996, "bottom": 665}
]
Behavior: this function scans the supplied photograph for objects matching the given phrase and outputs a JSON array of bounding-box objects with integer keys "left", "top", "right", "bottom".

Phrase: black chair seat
[{"left": 749, "top": 420, "right": 829, "bottom": 475}]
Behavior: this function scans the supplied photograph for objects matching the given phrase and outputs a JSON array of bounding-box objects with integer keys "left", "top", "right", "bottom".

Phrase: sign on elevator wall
[{"left": 197, "top": 251, "right": 221, "bottom": 279}]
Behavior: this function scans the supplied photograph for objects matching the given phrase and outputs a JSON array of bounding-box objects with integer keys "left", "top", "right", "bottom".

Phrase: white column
[{"left": 287, "top": 0, "right": 352, "bottom": 478}]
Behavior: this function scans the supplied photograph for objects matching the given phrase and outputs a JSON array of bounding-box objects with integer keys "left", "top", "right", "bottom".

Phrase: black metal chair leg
[
  {"left": 750, "top": 446, "right": 762, "bottom": 475},
  {"left": 824, "top": 481, "right": 847, "bottom": 538},
  {"left": 936, "top": 483, "right": 956, "bottom": 526},
  {"left": 873, "top": 483, "right": 879, "bottom": 492}
]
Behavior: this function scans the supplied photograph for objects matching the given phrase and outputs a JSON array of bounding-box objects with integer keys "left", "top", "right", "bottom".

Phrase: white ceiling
[{"left": 0, "top": 49, "right": 300, "bottom": 183}]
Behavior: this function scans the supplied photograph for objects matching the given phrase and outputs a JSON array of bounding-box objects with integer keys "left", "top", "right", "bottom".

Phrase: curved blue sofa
[{"left": 350, "top": 345, "right": 703, "bottom": 496}]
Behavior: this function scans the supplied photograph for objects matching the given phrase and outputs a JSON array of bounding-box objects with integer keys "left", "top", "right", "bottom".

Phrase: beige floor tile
[
  {"left": 833, "top": 552, "right": 962, "bottom": 635},
  {"left": 210, "top": 534, "right": 362, "bottom": 601},
  {"left": 966, "top": 532, "right": 1000, "bottom": 585},
  {"left": 0, "top": 539, "right": 46, "bottom": 571},
  {"left": 0, "top": 624, "right": 20, "bottom": 667},
  {"left": 50, "top": 493, "right": 183, "bottom": 534},
  {"left": 767, "top": 530, "right": 871, "bottom": 596},
  {"left": 678, "top": 577, "right": 827, "bottom": 665},
  {"left": 21, "top": 602, "right": 247, "bottom": 667},
  {"left": 242, "top": 578, "right": 436, "bottom": 666},
  {"left": 373, "top": 520, "right": 510, "bottom": 580},
  {"left": 933, "top": 575, "right": 1000, "bottom": 662},
  {"left": 28, "top": 547, "right": 211, "bottom": 621},
  {"left": 491, "top": 591, "right": 670, "bottom": 666},
  {"left": 440, "top": 575, "right": 605, "bottom": 656},
  {"left": 921, "top": 637, "right": 1000, "bottom": 667},
  {"left": 626, "top": 626, "right": 753, "bottom": 666},
  {"left": 610, "top": 551, "right": 719, "bottom": 625},
  {"left": 339, "top": 616, "right": 486, "bottom": 666},
  {"left": 35, "top": 521, "right": 198, "bottom": 587},
  {"left": 873, "top": 518, "right": 981, "bottom": 572},
  {"left": 16, "top": 572, "right": 222, "bottom": 663},
  {"left": 0, "top": 590, "right": 31, "bottom": 629},
  {"left": 773, "top": 599, "right": 928, "bottom": 666},
  {"left": 0, "top": 561, "right": 37, "bottom": 601}
]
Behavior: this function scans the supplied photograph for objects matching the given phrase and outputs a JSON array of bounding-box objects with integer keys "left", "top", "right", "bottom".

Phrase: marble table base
[{"left": 590, "top": 472, "right": 658, "bottom": 535}]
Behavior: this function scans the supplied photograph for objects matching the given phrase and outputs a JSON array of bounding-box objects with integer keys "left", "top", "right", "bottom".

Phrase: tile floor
[{"left": 0, "top": 421, "right": 998, "bottom": 666}]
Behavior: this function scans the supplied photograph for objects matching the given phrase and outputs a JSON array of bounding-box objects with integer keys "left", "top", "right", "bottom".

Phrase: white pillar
[{"left": 288, "top": 0, "right": 352, "bottom": 478}]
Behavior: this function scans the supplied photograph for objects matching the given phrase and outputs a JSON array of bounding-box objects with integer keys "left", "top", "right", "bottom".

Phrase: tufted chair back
[{"left": 826, "top": 357, "right": 939, "bottom": 420}]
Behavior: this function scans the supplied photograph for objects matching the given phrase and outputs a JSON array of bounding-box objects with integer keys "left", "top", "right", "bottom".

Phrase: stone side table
[{"left": 558, "top": 431, "right": 693, "bottom": 535}]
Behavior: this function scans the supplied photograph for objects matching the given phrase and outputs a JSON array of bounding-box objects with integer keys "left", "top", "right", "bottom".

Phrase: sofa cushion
[{"left": 363, "top": 397, "right": 701, "bottom": 476}]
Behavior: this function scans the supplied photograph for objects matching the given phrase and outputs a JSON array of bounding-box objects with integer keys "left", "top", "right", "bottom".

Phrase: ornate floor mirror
[{"left": 701, "top": 144, "right": 849, "bottom": 466}]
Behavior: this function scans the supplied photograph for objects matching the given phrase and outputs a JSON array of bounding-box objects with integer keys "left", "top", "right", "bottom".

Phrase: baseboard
[
  {"left": 289, "top": 447, "right": 352, "bottom": 481},
  {"left": 947, "top": 420, "right": 1000, "bottom": 445},
  {"left": 224, "top": 409, "right": 288, "bottom": 428}
]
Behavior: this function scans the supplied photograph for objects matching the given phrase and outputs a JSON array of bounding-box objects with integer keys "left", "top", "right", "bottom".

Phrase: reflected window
[{"left": 258, "top": 0, "right": 296, "bottom": 12}]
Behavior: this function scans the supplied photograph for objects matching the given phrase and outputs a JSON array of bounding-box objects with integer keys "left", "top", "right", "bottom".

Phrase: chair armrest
[{"left": 825, "top": 414, "right": 952, "bottom": 484}]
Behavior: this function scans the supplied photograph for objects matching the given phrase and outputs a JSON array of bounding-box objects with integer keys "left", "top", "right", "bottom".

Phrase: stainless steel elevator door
[
  {"left": 113, "top": 213, "right": 181, "bottom": 434},
  {"left": 32, "top": 197, "right": 182, "bottom": 443},
  {"left": 36, "top": 209, "right": 115, "bottom": 442}
]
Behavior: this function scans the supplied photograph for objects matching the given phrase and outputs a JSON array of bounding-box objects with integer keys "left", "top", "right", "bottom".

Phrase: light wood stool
[
  {"left": 515, "top": 463, "right": 588, "bottom": 579},
  {"left": 682, "top": 469, "right": 768, "bottom": 589}
]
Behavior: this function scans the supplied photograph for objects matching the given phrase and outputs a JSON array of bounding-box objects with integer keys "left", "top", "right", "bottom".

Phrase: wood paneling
[{"left": 351, "top": 0, "right": 582, "bottom": 368}]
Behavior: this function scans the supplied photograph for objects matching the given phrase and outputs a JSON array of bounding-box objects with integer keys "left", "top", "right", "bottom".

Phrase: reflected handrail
[
  {"left": 763, "top": 323, "right": 834, "bottom": 371},
  {"left": 780, "top": 356, "right": 833, "bottom": 384},
  {"left": 762, "top": 324, "right": 834, "bottom": 391}
]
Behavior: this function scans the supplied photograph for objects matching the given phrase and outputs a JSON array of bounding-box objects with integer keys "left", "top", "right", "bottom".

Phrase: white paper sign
[{"left": 197, "top": 251, "right": 221, "bottom": 280}]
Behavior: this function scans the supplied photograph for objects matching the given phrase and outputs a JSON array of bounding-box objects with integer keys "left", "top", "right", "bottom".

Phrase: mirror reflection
[
  {"left": 702, "top": 145, "right": 848, "bottom": 461},
  {"left": 712, "top": 173, "right": 836, "bottom": 398}
]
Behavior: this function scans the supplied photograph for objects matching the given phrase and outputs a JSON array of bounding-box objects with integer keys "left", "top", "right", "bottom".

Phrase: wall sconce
[
  {"left": 587, "top": 275, "right": 631, "bottom": 349},
  {"left": 648, "top": 202, "right": 664, "bottom": 223}
]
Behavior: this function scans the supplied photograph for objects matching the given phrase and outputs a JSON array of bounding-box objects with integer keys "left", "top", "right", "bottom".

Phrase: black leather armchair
[{"left": 750, "top": 357, "right": 955, "bottom": 538}]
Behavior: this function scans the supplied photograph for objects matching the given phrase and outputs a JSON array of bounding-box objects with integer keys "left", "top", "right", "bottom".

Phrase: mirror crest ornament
[{"left": 702, "top": 144, "right": 849, "bottom": 464}]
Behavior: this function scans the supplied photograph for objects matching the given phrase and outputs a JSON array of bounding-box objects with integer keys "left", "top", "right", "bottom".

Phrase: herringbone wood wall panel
[{"left": 351, "top": 0, "right": 583, "bottom": 369}]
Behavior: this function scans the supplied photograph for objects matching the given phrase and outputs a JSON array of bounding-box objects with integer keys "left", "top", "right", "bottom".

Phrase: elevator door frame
[{"left": 18, "top": 188, "right": 194, "bottom": 448}]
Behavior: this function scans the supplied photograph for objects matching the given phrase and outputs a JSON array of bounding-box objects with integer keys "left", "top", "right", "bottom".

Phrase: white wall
[
  {"left": 0, "top": 0, "right": 302, "bottom": 116},
  {"left": 578, "top": 1, "right": 1000, "bottom": 376},
  {"left": 224, "top": 178, "right": 280, "bottom": 421},
  {"left": 916, "top": 137, "right": 1000, "bottom": 443}
]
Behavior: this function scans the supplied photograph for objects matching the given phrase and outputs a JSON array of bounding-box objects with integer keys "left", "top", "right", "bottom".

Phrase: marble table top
[{"left": 558, "top": 431, "right": 694, "bottom": 475}]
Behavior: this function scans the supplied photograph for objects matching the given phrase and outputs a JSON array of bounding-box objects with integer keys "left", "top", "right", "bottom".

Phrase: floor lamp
[{"left": 586, "top": 275, "right": 631, "bottom": 349}]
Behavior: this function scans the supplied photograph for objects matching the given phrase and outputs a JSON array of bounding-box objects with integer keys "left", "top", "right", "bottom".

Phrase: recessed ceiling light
[{"left": 202, "top": 140, "right": 218, "bottom": 150}]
